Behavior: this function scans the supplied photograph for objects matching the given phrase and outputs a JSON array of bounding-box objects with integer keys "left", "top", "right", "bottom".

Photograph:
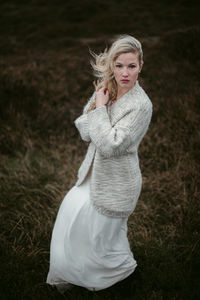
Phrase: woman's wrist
[{"left": 96, "top": 103, "right": 105, "bottom": 108}]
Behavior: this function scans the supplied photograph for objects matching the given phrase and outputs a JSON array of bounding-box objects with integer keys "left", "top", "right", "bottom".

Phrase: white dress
[{"left": 46, "top": 171, "right": 137, "bottom": 292}]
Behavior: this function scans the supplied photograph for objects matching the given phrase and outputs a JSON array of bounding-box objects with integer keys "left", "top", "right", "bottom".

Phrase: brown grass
[{"left": 0, "top": 1, "right": 199, "bottom": 299}]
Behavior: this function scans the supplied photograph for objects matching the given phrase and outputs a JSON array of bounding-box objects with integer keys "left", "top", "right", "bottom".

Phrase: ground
[{"left": 0, "top": 1, "right": 199, "bottom": 299}]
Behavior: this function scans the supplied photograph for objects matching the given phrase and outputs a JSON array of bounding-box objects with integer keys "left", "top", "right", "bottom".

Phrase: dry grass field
[{"left": 0, "top": 0, "right": 199, "bottom": 299}]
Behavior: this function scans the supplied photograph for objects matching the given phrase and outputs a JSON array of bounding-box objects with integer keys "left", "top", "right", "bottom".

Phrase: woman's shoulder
[
  {"left": 123, "top": 82, "right": 152, "bottom": 114},
  {"left": 125, "top": 82, "right": 152, "bottom": 116},
  {"left": 136, "top": 82, "right": 152, "bottom": 107}
]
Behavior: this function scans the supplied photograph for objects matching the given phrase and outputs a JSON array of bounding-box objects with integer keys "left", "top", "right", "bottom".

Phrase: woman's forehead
[{"left": 114, "top": 52, "right": 139, "bottom": 62}]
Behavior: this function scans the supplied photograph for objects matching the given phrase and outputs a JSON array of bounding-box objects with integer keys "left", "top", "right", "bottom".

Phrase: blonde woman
[{"left": 46, "top": 35, "right": 152, "bottom": 292}]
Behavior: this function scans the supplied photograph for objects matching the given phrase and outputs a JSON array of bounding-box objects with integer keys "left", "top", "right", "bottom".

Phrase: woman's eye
[
  {"left": 129, "top": 65, "right": 136, "bottom": 69},
  {"left": 115, "top": 65, "right": 122, "bottom": 68}
]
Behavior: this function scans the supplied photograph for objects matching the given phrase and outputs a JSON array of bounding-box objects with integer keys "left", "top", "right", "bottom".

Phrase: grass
[{"left": 0, "top": 0, "right": 200, "bottom": 299}]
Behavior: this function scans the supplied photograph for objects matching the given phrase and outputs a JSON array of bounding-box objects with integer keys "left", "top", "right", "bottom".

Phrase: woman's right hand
[{"left": 95, "top": 87, "right": 109, "bottom": 108}]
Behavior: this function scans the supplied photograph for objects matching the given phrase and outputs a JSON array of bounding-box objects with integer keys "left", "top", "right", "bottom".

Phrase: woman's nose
[{"left": 122, "top": 68, "right": 128, "bottom": 76}]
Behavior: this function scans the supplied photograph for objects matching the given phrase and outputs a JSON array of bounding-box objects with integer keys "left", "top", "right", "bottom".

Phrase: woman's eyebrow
[{"left": 115, "top": 61, "right": 136, "bottom": 64}]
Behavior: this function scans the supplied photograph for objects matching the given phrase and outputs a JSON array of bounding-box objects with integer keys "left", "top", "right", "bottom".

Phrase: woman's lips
[{"left": 121, "top": 79, "right": 130, "bottom": 83}]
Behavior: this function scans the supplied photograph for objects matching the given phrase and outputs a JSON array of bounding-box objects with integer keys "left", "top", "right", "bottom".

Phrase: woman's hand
[{"left": 95, "top": 87, "right": 109, "bottom": 108}]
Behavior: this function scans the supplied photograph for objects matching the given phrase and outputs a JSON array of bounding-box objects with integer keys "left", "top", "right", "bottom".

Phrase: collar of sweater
[{"left": 107, "top": 80, "right": 141, "bottom": 126}]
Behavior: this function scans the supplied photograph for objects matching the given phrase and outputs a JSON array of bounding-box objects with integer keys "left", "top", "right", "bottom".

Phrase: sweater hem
[{"left": 92, "top": 203, "right": 132, "bottom": 218}]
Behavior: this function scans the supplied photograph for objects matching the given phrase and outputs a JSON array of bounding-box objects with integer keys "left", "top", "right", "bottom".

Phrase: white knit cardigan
[{"left": 74, "top": 81, "right": 152, "bottom": 217}]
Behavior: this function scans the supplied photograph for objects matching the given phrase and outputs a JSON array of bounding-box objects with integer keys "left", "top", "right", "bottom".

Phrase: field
[{"left": 0, "top": 0, "right": 199, "bottom": 299}]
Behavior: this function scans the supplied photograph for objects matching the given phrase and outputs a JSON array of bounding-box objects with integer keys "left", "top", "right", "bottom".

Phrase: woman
[{"left": 46, "top": 35, "right": 152, "bottom": 293}]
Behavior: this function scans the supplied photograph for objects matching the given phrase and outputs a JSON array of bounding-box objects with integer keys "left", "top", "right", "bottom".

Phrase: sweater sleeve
[
  {"left": 74, "top": 92, "right": 96, "bottom": 142},
  {"left": 87, "top": 102, "right": 152, "bottom": 158},
  {"left": 74, "top": 114, "right": 90, "bottom": 142},
  {"left": 83, "top": 91, "right": 96, "bottom": 114}
]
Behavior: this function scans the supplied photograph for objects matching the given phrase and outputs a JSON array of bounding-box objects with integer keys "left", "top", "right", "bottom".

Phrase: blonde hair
[{"left": 88, "top": 35, "right": 143, "bottom": 112}]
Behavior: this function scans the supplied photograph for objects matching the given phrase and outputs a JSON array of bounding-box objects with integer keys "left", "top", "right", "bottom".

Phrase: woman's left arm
[
  {"left": 74, "top": 114, "right": 90, "bottom": 142},
  {"left": 87, "top": 101, "right": 152, "bottom": 158},
  {"left": 74, "top": 92, "right": 96, "bottom": 142}
]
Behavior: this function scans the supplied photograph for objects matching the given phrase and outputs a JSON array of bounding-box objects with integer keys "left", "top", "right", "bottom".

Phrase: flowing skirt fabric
[{"left": 46, "top": 173, "right": 137, "bottom": 291}]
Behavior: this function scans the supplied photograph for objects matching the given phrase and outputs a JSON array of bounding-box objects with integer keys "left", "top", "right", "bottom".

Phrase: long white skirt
[{"left": 46, "top": 173, "right": 137, "bottom": 292}]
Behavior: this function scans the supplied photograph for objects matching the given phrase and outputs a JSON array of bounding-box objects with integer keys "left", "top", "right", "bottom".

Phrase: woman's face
[{"left": 113, "top": 52, "right": 142, "bottom": 93}]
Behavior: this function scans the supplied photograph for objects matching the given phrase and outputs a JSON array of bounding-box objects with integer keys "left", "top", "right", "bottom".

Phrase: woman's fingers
[
  {"left": 97, "top": 87, "right": 108, "bottom": 94},
  {"left": 104, "top": 89, "right": 109, "bottom": 97},
  {"left": 95, "top": 87, "right": 109, "bottom": 107}
]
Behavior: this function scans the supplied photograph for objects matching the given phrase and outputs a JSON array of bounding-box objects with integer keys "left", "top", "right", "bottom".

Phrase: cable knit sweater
[{"left": 74, "top": 81, "right": 152, "bottom": 217}]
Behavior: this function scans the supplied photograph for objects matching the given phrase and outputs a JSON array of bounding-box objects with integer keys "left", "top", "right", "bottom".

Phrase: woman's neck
[
  {"left": 111, "top": 88, "right": 129, "bottom": 104},
  {"left": 116, "top": 85, "right": 133, "bottom": 100},
  {"left": 111, "top": 82, "right": 137, "bottom": 104},
  {"left": 116, "top": 90, "right": 128, "bottom": 100}
]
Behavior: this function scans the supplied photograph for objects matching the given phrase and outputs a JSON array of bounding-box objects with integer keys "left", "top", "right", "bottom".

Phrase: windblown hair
[{"left": 87, "top": 35, "right": 143, "bottom": 112}]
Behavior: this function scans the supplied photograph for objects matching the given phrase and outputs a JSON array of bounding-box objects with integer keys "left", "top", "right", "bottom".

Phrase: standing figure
[{"left": 46, "top": 35, "right": 152, "bottom": 293}]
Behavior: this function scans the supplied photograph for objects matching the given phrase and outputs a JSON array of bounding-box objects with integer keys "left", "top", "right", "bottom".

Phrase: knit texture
[
  {"left": 74, "top": 81, "right": 152, "bottom": 217},
  {"left": 74, "top": 92, "right": 95, "bottom": 142}
]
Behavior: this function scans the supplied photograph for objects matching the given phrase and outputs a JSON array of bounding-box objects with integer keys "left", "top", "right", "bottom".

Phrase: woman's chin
[{"left": 118, "top": 82, "right": 134, "bottom": 91}]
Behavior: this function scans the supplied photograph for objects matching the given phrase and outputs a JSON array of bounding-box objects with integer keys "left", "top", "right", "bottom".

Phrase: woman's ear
[{"left": 139, "top": 61, "right": 144, "bottom": 73}]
